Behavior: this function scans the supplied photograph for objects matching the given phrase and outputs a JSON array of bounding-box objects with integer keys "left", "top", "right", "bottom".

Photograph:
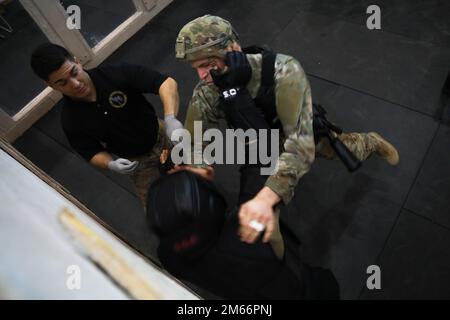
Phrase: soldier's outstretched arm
[
  {"left": 264, "top": 56, "right": 316, "bottom": 204},
  {"left": 238, "top": 56, "right": 316, "bottom": 245}
]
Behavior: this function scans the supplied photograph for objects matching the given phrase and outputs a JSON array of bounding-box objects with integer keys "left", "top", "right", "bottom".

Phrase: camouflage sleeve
[
  {"left": 184, "top": 84, "right": 222, "bottom": 168},
  {"left": 264, "top": 55, "right": 315, "bottom": 204}
]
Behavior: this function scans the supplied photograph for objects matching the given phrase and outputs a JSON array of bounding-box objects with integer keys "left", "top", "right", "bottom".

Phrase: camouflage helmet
[{"left": 175, "top": 15, "right": 239, "bottom": 62}]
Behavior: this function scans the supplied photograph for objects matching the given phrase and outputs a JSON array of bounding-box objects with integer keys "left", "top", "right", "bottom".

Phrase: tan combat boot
[{"left": 368, "top": 132, "right": 399, "bottom": 166}]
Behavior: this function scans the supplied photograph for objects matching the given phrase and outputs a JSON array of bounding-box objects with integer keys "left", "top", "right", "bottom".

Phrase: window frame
[{"left": 0, "top": 0, "right": 171, "bottom": 142}]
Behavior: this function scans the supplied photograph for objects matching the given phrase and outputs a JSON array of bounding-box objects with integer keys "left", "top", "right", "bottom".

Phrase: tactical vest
[
  {"left": 229, "top": 46, "right": 361, "bottom": 172},
  {"left": 242, "top": 46, "right": 282, "bottom": 129},
  {"left": 232, "top": 46, "right": 341, "bottom": 144}
]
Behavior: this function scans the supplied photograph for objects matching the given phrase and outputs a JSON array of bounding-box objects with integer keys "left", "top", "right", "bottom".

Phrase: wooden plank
[
  {"left": 0, "top": 140, "right": 200, "bottom": 299},
  {"left": 59, "top": 208, "right": 162, "bottom": 300},
  {"left": 0, "top": 137, "right": 151, "bottom": 274},
  {"left": 3, "top": 89, "right": 62, "bottom": 142},
  {"left": 0, "top": 108, "right": 14, "bottom": 134}
]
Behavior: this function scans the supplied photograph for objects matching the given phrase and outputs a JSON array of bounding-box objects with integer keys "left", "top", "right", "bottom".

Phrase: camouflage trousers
[{"left": 129, "top": 121, "right": 170, "bottom": 208}]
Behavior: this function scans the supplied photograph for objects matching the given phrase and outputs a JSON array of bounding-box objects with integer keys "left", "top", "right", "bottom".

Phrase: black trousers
[
  {"left": 236, "top": 164, "right": 340, "bottom": 299},
  {"left": 238, "top": 164, "right": 267, "bottom": 204}
]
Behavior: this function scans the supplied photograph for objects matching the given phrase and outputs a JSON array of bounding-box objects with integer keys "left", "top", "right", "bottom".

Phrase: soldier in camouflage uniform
[{"left": 173, "top": 15, "right": 399, "bottom": 259}]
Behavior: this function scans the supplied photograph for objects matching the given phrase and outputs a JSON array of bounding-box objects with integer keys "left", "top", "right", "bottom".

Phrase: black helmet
[{"left": 146, "top": 171, "right": 227, "bottom": 260}]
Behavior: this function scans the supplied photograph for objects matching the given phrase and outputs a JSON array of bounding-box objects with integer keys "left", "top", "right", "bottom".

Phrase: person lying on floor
[{"left": 146, "top": 168, "right": 340, "bottom": 300}]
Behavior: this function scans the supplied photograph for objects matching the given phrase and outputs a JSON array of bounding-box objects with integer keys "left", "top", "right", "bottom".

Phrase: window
[{"left": 0, "top": 0, "right": 170, "bottom": 142}]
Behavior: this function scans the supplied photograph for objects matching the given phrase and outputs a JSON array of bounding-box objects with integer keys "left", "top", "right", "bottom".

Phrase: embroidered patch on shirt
[{"left": 109, "top": 91, "right": 128, "bottom": 108}]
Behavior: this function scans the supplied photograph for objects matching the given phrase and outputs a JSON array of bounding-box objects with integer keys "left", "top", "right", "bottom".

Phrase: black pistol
[{"left": 313, "top": 104, "right": 362, "bottom": 172}]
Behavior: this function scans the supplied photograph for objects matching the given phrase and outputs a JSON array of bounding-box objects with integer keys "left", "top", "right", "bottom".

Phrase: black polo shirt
[{"left": 61, "top": 64, "right": 168, "bottom": 161}]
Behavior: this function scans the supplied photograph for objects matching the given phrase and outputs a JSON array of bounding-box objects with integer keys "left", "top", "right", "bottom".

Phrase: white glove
[
  {"left": 107, "top": 158, "right": 139, "bottom": 174},
  {"left": 164, "top": 114, "right": 183, "bottom": 140}
]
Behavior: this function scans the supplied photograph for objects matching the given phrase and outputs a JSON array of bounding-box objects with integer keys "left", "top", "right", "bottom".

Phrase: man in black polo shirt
[{"left": 30, "top": 43, "right": 182, "bottom": 207}]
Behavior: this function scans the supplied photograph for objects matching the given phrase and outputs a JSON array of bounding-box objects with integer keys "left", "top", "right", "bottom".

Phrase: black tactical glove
[
  {"left": 211, "top": 51, "right": 252, "bottom": 99},
  {"left": 211, "top": 52, "right": 267, "bottom": 131}
]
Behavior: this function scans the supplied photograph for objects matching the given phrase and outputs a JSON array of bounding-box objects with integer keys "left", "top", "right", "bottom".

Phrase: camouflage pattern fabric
[
  {"left": 316, "top": 133, "right": 378, "bottom": 162},
  {"left": 176, "top": 15, "right": 238, "bottom": 61},
  {"left": 184, "top": 52, "right": 379, "bottom": 205},
  {"left": 129, "top": 121, "right": 170, "bottom": 208}
]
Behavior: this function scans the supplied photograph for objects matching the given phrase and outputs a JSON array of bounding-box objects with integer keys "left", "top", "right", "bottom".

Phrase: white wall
[{"left": 0, "top": 149, "right": 198, "bottom": 300}]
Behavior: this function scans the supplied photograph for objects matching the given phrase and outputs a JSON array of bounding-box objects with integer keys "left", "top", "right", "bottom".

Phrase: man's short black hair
[{"left": 30, "top": 43, "right": 74, "bottom": 81}]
